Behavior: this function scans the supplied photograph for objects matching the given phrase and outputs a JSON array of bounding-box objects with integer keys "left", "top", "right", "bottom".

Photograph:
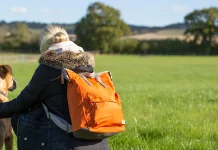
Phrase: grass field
[{"left": 3, "top": 55, "right": 218, "bottom": 150}]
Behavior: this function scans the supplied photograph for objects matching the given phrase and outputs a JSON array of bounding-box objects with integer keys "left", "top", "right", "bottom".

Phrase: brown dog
[{"left": 0, "top": 65, "right": 16, "bottom": 150}]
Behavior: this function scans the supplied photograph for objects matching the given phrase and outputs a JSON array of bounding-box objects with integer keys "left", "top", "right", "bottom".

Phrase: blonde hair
[{"left": 39, "top": 25, "right": 69, "bottom": 53}]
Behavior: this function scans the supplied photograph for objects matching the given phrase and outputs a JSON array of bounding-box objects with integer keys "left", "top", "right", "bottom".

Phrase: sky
[{"left": 0, "top": 0, "right": 217, "bottom": 27}]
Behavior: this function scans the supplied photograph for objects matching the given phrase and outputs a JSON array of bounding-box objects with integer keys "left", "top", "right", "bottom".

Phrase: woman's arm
[{"left": 0, "top": 64, "right": 51, "bottom": 118}]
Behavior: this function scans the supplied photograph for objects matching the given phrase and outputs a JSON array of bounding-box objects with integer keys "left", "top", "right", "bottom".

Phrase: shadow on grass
[
  {"left": 207, "top": 98, "right": 218, "bottom": 103},
  {"left": 138, "top": 128, "right": 166, "bottom": 141}
]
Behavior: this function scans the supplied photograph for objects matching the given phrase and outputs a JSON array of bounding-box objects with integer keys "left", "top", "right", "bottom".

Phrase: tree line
[{"left": 0, "top": 2, "right": 218, "bottom": 55}]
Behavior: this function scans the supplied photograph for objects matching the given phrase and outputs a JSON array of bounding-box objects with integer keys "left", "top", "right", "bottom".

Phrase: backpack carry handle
[
  {"left": 62, "top": 68, "right": 108, "bottom": 88},
  {"left": 79, "top": 74, "right": 92, "bottom": 86},
  {"left": 95, "top": 74, "right": 107, "bottom": 88},
  {"left": 79, "top": 74, "right": 107, "bottom": 88}
]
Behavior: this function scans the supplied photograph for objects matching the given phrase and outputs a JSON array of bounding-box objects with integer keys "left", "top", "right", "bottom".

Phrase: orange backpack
[{"left": 43, "top": 69, "right": 125, "bottom": 139}]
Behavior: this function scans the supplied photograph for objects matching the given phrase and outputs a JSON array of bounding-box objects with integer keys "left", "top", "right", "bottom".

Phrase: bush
[
  {"left": 139, "top": 39, "right": 208, "bottom": 55},
  {"left": 110, "top": 39, "right": 138, "bottom": 54},
  {"left": 122, "top": 39, "right": 139, "bottom": 54},
  {"left": 137, "top": 41, "right": 150, "bottom": 54},
  {"left": 110, "top": 39, "right": 124, "bottom": 53}
]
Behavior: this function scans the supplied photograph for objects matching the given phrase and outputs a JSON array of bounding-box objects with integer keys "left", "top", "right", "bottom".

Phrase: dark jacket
[{"left": 0, "top": 51, "right": 109, "bottom": 150}]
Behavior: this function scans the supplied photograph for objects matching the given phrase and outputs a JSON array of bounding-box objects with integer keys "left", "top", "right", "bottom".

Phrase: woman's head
[{"left": 39, "top": 25, "right": 69, "bottom": 53}]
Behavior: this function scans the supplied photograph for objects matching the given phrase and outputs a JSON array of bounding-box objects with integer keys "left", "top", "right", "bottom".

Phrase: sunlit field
[{"left": 3, "top": 55, "right": 218, "bottom": 150}]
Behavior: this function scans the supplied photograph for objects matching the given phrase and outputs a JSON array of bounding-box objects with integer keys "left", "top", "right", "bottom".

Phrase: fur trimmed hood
[{"left": 38, "top": 50, "right": 95, "bottom": 70}]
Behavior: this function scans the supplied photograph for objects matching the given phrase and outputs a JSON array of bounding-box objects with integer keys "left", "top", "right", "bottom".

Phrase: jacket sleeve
[{"left": 0, "top": 64, "right": 51, "bottom": 118}]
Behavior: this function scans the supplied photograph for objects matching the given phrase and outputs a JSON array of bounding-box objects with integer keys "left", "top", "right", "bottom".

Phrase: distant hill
[
  {"left": 0, "top": 21, "right": 76, "bottom": 34},
  {"left": 125, "top": 23, "right": 187, "bottom": 41},
  {"left": 129, "top": 23, "right": 186, "bottom": 34},
  {"left": 0, "top": 20, "right": 186, "bottom": 35}
]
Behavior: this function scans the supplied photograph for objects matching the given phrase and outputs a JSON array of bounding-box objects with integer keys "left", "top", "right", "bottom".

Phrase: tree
[
  {"left": 75, "top": 2, "right": 130, "bottom": 52},
  {"left": 184, "top": 7, "right": 218, "bottom": 53},
  {"left": 3, "top": 23, "right": 32, "bottom": 50}
]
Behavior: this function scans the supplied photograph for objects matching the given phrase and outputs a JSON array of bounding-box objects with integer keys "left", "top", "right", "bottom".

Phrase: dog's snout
[
  {"left": 8, "top": 78, "right": 17, "bottom": 91},
  {"left": 13, "top": 78, "right": 17, "bottom": 89}
]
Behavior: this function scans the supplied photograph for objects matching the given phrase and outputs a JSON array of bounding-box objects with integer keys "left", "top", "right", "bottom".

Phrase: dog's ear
[
  {"left": 0, "top": 65, "right": 12, "bottom": 75},
  {"left": 3, "top": 65, "right": 12, "bottom": 74}
]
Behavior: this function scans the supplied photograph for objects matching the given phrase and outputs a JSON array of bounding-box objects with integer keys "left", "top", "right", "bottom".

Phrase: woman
[{"left": 0, "top": 25, "right": 109, "bottom": 150}]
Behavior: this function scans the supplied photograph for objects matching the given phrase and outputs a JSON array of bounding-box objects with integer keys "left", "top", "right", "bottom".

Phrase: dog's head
[{"left": 0, "top": 65, "right": 17, "bottom": 94}]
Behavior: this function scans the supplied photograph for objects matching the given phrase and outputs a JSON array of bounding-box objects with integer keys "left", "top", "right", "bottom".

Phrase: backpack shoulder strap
[
  {"left": 61, "top": 69, "right": 71, "bottom": 82},
  {"left": 97, "top": 71, "right": 113, "bottom": 81},
  {"left": 41, "top": 103, "right": 72, "bottom": 133}
]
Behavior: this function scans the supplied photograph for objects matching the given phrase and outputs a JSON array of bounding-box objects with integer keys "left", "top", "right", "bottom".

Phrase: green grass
[{"left": 4, "top": 55, "right": 218, "bottom": 150}]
